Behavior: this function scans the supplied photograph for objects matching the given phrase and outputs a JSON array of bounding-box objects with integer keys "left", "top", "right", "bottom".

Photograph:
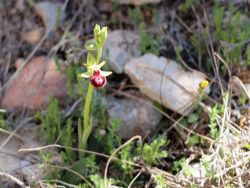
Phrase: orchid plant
[{"left": 79, "top": 24, "right": 111, "bottom": 150}]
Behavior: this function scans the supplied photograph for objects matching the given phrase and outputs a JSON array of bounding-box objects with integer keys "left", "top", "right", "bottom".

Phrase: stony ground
[{"left": 0, "top": 0, "right": 250, "bottom": 187}]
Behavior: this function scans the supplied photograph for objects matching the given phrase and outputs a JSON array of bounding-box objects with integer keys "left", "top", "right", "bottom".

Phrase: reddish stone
[{"left": 1, "top": 56, "right": 67, "bottom": 111}]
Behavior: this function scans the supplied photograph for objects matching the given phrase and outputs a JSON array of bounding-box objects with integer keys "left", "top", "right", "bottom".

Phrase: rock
[
  {"left": 103, "top": 30, "right": 141, "bottom": 74},
  {"left": 16, "top": 0, "right": 25, "bottom": 12},
  {"left": 23, "top": 28, "right": 43, "bottom": 45},
  {"left": 124, "top": 54, "right": 208, "bottom": 115},
  {"left": 35, "top": 2, "right": 66, "bottom": 33},
  {"left": 0, "top": 135, "right": 20, "bottom": 172},
  {"left": 230, "top": 76, "right": 250, "bottom": 97},
  {"left": 1, "top": 56, "right": 67, "bottom": 111},
  {"left": 245, "top": 84, "right": 250, "bottom": 96},
  {"left": 107, "top": 96, "right": 162, "bottom": 139},
  {"left": 111, "top": 0, "right": 161, "bottom": 5},
  {"left": 176, "top": 162, "right": 206, "bottom": 187},
  {"left": 0, "top": 124, "right": 43, "bottom": 183},
  {"left": 97, "top": 0, "right": 113, "bottom": 12},
  {"left": 189, "top": 163, "right": 206, "bottom": 182}
]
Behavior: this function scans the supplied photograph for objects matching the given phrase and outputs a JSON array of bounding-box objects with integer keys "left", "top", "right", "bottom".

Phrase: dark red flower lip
[{"left": 90, "top": 70, "right": 107, "bottom": 88}]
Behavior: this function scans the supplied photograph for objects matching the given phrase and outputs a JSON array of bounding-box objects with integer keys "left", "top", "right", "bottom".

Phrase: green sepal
[
  {"left": 79, "top": 71, "right": 91, "bottom": 78},
  {"left": 100, "top": 70, "right": 112, "bottom": 77},
  {"left": 87, "top": 53, "right": 96, "bottom": 65},
  {"left": 85, "top": 41, "right": 97, "bottom": 51}
]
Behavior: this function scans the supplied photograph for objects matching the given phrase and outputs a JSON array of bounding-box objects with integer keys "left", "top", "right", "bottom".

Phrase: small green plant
[
  {"left": 36, "top": 97, "right": 62, "bottom": 143},
  {"left": 245, "top": 45, "right": 250, "bottom": 65},
  {"left": 187, "top": 135, "right": 200, "bottom": 146},
  {"left": 60, "top": 118, "right": 76, "bottom": 164},
  {"left": 62, "top": 154, "right": 99, "bottom": 184},
  {"left": 118, "top": 144, "right": 134, "bottom": 179},
  {"left": 66, "top": 62, "right": 78, "bottom": 98},
  {"left": 78, "top": 24, "right": 111, "bottom": 150},
  {"left": 90, "top": 174, "right": 117, "bottom": 188},
  {"left": 137, "top": 137, "right": 168, "bottom": 165},
  {"left": 128, "top": 7, "right": 144, "bottom": 25},
  {"left": 0, "top": 112, "right": 8, "bottom": 130},
  {"left": 200, "top": 155, "right": 218, "bottom": 180},
  {"left": 139, "top": 22, "right": 161, "bottom": 55},
  {"left": 172, "top": 158, "right": 192, "bottom": 177},
  {"left": 208, "top": 104, "right": 220, "bottom": 139},
  {"left": 182, "top": 0, "right": 200, "bottom": 12},
  {"left": 213, "top": 3, "right": 250, "bottom": 65},
  {"left": 39, "top": 151, "right": 62, "bottom": 180},
  {"left": 187, "top": 112, "right": 199, "bottom": 124},
  {"left": 154, "top": 174, "right": 168, "bottom": 188},
  {"left": 238, "top": 92, "right": 248, "bottom": 106},
  {"left": 242, "top": 143, "right": 250, "bottom": 151},
  {"left": 96, "top": 117, "right": 122, "bottom": 154}
]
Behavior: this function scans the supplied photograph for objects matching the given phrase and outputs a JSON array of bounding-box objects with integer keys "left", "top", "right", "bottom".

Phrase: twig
[
  {"left": 104, "top": 135, "right": 142, "bottom": 188},
  {"left": 128, "top": 169, "right": 143, "bottom": 188},
  {"left": 0, "top": 117, "right": 32, "bottom": 150},
  {"left": 49, "top": 164, "right": 94, "bottom": 188},
  {"left": 40, "top": 179, "right": 77, "bottom": 188},
  {"left": 218, "top": 171, "right": 250, "bottom": 188},
  {"left": 231, "top": 76, "right": 250, "bottom": 99},
  {"left": 0, "top": 128, "right": 26, "bottom": 142},
  {"left": 18, "top": 144, "right": 142, "bottom": 168},
  {"left": 0, "top": 171, "right": 26, "bottom": 187},
  {"left": 64, "top": 98, "right": 83, "bottom": 118}
]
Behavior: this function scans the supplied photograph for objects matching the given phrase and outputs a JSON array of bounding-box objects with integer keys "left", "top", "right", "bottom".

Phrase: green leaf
[
  {"left": 243, "top": 144, "right": 250, "bottom": 151},
  {"left": 85, "top": 41, "right": 97, "bottom": 51},
  {"left": 187, "top": 113, "right": 199, "bottom": 124},
  {"left": 138, "top": 137, "right": 168, "bottom": 165},
  {"left": 187, "top": 135, "right": 200, "bottom": 146},
  {"left": 154, "top": 174, "right": 168, "bottom": 188}
]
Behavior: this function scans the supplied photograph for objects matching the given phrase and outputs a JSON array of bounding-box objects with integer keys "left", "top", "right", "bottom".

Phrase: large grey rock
[
  {"left": 35, "top": 2, "right": 66, "bottom": 33},
  {"left": 0, "top": 124, "right": 43, "bottom": 184},
  {"left": 124, "top": 54, "right": 208, "bottom": 115},
  {"left": 103, "top": 30, "right": 141, "bottom": 74},
  {"left": 244, "top": 84, "right": 250, "bottom": 97},
  {"left": 107, "top": 97, "right": 162, "bottom": 139}
]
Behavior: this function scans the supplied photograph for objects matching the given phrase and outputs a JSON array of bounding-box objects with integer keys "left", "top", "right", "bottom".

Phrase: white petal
[
  {"left": 101, "top": 71, "right": 112, "bottom": 77},
  {"left": 79, "top": 72, "right": 91, "bottom": 78},
  {"left": 99, "top": 61, "right": 106, "bottom": 68}
]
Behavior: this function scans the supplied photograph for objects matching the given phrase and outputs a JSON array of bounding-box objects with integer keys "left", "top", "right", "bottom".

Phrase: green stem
[
  {"left": 81, "top": 83, "right": 94, "bottom": 150},
  {"left": 96, "top": 46, "right": 102, "bottom": 63},
  {"left": 80, "top": 46, "right": 102, "bottom": 151}
]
